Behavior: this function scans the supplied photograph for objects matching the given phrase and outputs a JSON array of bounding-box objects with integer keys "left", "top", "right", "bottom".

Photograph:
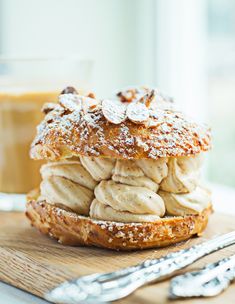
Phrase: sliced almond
[
  {"left": 102, "top": 99, "right": 127, "bottom": 124},
  {"left": 126, "top": 101, "right": 149, "bottom": 124},
  {"left": 81, "top": 96, "right": 101, "bottom": 113},
  {"left": 87, "top": 92, "right": 96, "bottom": 99},
  {"left": 117, "top": 86, "right": 150, "bottom": 103},
  {"left": 60, "top": 86, "right": 78, "bottom": 95},
  {"left": 58, "top": 93, "right": 82, "bottom": 112},
  {"left": 143, "top": 90, "right": 156, "bottom": 107},
  {"left": 41, "top": 102, "right": 57, "bottom": 114}
]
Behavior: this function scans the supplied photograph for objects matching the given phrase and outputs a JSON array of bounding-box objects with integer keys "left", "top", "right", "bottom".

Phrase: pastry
[{"left": 26, "top": 86, "right": 212, "bottom": 250}]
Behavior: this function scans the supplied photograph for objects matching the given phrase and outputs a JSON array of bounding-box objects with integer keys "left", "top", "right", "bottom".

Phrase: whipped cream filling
[
  {"left": 90, "top": 199, "right": 161, "bottom": 223},
  {"left": 41, "top": 160, "right": 98, "bottom": 190},
  {"left": 112, "top": 160, "right": 159, "bottom": 192},
  {"left": 79, "top": 156, "right": 115, "bottom": 181},
  {"left": 160, "top": 155, "right": 202, "bottom": 193},
  {"left": 39, "top": 153, "right": 211, "bottom": 222},
  {"left": 136, "top": 158, "right": 168, "bottom": 183},
  {"left": 39, "top": 160, "right": 96, "bottom": 215},
  {"left": 40, "top": 175, "right": 94, "bottom": 215},
  {"left": 159, "top": 185, "right": 211, "bottom": 216},
  {"left": 94, "top": 180, "right": 165, "bottom": 215}
]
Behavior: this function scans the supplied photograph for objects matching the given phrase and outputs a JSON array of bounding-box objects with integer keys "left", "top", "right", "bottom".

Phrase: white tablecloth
[{"left": 1, "top": 183, "right": 235, "bottom": 304}]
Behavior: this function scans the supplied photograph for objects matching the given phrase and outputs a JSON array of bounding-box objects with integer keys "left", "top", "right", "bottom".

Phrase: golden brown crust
[
  {"left": 26, "top": 189, "right": 212, "bottom": 251},
  {"left": 30, "top": 91, "right": 211, "bottom": 161}
]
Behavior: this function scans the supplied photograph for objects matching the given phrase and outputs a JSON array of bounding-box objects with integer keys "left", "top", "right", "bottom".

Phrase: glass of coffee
[{"left": 0, "top": 57, "right": 93, "bottom": 209}]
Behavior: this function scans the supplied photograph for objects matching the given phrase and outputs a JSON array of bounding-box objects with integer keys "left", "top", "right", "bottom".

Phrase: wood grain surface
[{"left": 0, "top": 211, "right": 234, "bottom": 303}]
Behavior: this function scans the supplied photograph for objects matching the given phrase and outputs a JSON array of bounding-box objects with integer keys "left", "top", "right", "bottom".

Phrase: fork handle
[
  {"left": 130, "top": 231, "right": 235, "bottom": 285},
  {"left": 169, "top": 254, "right": 235, "bottom": 298},
  {"left": 45, "top": 231, "right": 235, "bottom": 304}
]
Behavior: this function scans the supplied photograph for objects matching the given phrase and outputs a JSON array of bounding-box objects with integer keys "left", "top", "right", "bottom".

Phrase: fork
[
  {"left": 169, "top": 253, "right": 235, "bottom": 298},
  {"left": 45, "top": 231, "right": 235, "bottom": 304}
]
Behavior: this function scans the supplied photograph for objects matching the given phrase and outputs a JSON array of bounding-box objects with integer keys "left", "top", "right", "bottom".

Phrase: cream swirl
[
  {"left": 136, "top": 158, "right": 168, "bottom": 183},
  {"left": 112, "top": 160, "right": 159, "bottom": 192},
  {"left": 40, "top": 161, "right": 98, "bottom": 190},
  {"left": 39, "top": 154, "right": 209, "bottom": 220},
  {"left": 39, "top": 160, "right": 96, "bottom": 214},
  {"left": 90, "top": 199, "right": 161, "bottom": 222},
  {"left": 79, "top": 156, "right": 116, "bottom": 181},
  {"left": 160, "top": 155, "right": 203, "bottom": 193},
  {"left": 159, "top": 185, "right": 211, "bottom": 216},
  {"left": 40, "top": 175, "right": 94, "bottom": 215},
  {"left": 94, "top": 180, "right": 165, "bottom": 216}
]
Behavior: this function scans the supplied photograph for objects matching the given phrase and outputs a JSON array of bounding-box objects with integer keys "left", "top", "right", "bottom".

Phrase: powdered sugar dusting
[
  {"left": 31, "top": 89, "right": 211, "bottom": 161},
  {"left": 59, "top": 93, "right": 82, "bottom": 112},
  {"left": 102, "top": 99, "right": 127, "bottom": 124},
  {"left": 126, "top": 102, "right": 149, "bottom": 123}
]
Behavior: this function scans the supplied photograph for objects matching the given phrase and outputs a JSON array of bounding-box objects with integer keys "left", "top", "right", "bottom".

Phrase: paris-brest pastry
[{"left": 26, "top": 86, "right": 212, "bottom": 250}]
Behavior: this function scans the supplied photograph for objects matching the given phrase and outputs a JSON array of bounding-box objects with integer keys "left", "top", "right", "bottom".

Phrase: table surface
[{"left": 1, "top": 183, "right": 235, "bottom": 304}]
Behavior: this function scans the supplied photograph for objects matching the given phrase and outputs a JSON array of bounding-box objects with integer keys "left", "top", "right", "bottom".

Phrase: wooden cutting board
[{"left": 0, "top": 211, "right": 234, "bottom": 303}]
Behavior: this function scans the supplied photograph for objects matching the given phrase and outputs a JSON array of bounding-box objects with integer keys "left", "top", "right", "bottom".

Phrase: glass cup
[{"left": 0, "top": 57, "right": 93, "bottom": 208}]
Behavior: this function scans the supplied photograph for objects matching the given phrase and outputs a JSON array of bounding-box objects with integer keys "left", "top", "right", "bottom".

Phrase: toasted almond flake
[
  {"left": 139, "top": 90, "right": 156, "bottom": 108},
  {"left": 41, "top": 102, "right": 56, "bottom": 114},
  {"left": 81, "top": 96, "right": 101, "bottom": 113},
  {"left": 127, "top": 102, "right": 149, "bottom": 124},
  {"left": 59, "top": 93, "right": 82, "bottom": 112},
  {"left": 60, "top": 86, "right": 78, "bottom": 94},
  {"left": 117, "top": 86, "right": 150, "bottom": 103},
  {"left": 102, "top": 99, "right": 127, "bottom": 124},
  {"left": 87, "top": 92, "right": 96, "bottom": 98}
]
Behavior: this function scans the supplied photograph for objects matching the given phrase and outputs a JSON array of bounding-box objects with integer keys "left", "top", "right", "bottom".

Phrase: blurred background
[{"left": 0, "top": 0, "right": 235, "bottom": 202}]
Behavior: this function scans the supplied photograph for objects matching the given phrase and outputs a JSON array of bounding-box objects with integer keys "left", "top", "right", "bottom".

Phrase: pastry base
[{"left": 26, "top": 189, "right": 213, "bottom": 251}]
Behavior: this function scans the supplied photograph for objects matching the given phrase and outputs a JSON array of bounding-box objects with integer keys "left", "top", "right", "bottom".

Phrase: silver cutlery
[
  {"left": 45, "top": 231, "right": 235, "bottom": 304},
  {"left": 169, "top": 253, "right": 235, "bottom": 298}
]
